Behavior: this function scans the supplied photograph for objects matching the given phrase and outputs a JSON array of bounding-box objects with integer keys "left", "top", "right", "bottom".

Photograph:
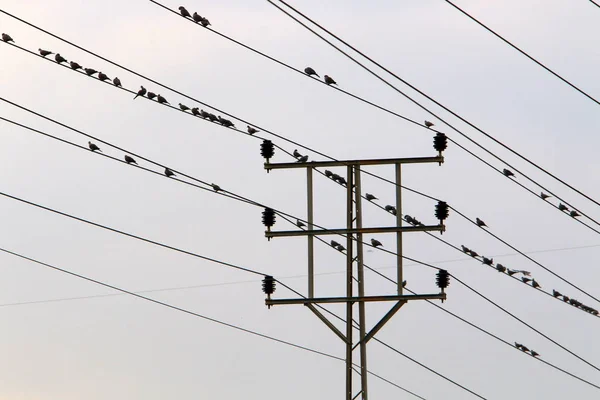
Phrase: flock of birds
[
  {"left": 514, "top": 342, "right": 540, "bottom": 358},
  {"left": 177, "top": 6, "right": 211, "bottom": 27},
  {"left": 552, "top": 289, "right": 599, "bottom": 316}
]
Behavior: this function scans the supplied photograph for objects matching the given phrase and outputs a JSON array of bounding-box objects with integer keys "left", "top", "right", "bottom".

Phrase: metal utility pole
[{"left": 259, "top": 136, "right": 450, "bottom": 400}]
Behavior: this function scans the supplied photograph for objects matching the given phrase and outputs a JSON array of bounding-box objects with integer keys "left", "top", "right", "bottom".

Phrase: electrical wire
[
  {"left": 444, "top": 0, "right": 600, "bottom": 106},
  {"left": 270, "top": 0, "right": 600, "bottom": 218},
  {"left": 591, "top": 0, "right": 600, "bottom": 9}
]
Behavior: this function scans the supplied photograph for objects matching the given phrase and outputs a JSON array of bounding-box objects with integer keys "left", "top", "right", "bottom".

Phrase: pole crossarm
[
  {"left": 264, "top": 155, "right": 444, "bottom": 170},
  {"left": 266, "top": 293, "right": 445, "bottom": 306},
  {"left": 265, "top": 224, "right": 444, "bottom": 238}
]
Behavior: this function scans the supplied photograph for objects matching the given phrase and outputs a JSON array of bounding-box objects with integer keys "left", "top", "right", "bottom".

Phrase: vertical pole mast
[
  {"left": 355, "top": 166, "right": 368, "bottom": 400},
  {"left": 395, "top": 163, "right": 403, "bottom": 294},
  {"left": 345, "top": 165, "right": 354, "bottom": 400},
  {"left": 307, "top": 167, "right": 314, "bottom": 298}
]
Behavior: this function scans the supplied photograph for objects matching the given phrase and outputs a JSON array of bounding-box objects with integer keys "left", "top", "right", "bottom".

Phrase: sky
[{"left": 1, "top": 0, "right": 600, "bottom": 399}]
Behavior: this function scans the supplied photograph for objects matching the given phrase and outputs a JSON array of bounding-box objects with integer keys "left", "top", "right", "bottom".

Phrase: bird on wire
[
  {"left": 304, "top": 67, "right": 320, "bottom": 77},
  {"left": 1, "top": 33, "right": 14, "bottom": 43},
  {"left": 39, "top": 48, "right": 53, "bottom": 57},
  {"left": 134, "top": 86, "right": 146, "bottom": 99},
  {"left": 88, "top": 142, "right": 101, "bottom": 152},
  {"left": 324, "top": 75, "right": 337, "bottom": 85},
  {"left": 179, "top": 6, "right": 192, "bottom": 18},
  {"left": 371, "top": 238, "right": 383, "bottom": 248},
  {"left": 124, "top": 155, "right": 137, "bottom": 165}
]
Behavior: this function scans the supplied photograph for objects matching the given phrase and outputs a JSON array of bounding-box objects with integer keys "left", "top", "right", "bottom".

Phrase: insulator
[
  {"left": 435, "top": 201, "right": 449, "bottom": 222},
  {"left": 262, "top": 207, "right": 276, "bottom": 228},
  {"left": 260, "top": 139, "right": 275, "bottom": 161},
  {"left": 262, "top": 275, "right": 276, "bottom": 295},
  {"left": 433, "top": 132, "right": 448, "bottom": 154},
  {"left": 436, "top": 269, "right": 450, "bottom": 290}
]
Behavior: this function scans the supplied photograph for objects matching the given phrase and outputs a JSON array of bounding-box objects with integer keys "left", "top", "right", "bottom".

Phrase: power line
[
  {"left": 591, "top": 0, "right": 600, "bottom": 9},
  {"left": 444, "top": 0, "right": 600, "bottom": 106},
  {"left": 270, "top": 0, "right": 600, "bottom": 215}
]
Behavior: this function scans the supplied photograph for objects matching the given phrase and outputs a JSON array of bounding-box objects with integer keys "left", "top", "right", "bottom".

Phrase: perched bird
[
  {"left": 552, "top": 290, "right": 562, "bottom": 298},
  {"left": 191, "top": 107, "right": 200, "bottom": 116},
  {"left": 200, "top": 110, "right": 210, "bottom": 119},
  {"left": 200, "top": 17, "right": 211, "bottom": 27},
  {"left": 336, "top": 244, "right": 346, "bottom": 252},
  {"left": 371, "top": 238, "right": 383, "bottom": 248},
  {"left": 521, "top": 277, "right": 532, "bottom": 284},
  {"left": 405, "top": 215, "right": 415, "bottom": 224},
  {"left": 475, "top": 217, "right": 487, "bottom": 228},
  {"left": 211, "top": 183, "right": 222, "bottom": 192},
  {"left": 124, "top": 155, "right": 137, "bottom": 164},
  {"left": 207, "top": 113, "right": 218, "bottom": 122},
  {"left": 304, "top": 67, "right": 320, "bottom": 77},
  {"left": 562, "top": 295, "right": 570, "bottom": 303},
  {"left": 324, "top": 75, "right": 337, "bottom": 85},
  {"left": 157, "top": 94, "right": 169, "bottom": 104},
  {"left": 179, "top": 6, "right": 192, "bottom": 18},
  {"left": 296, "top": 219, "right": 306, "bottom": 228},
  {"left": 496, "top": 263, "right": 507, "bottom": 273},
  {"left": 179, "top": 103, "right": 190, "bottom": 111},
  {"left": 193, "top": 12, "right": 203, "bottom": 23},
  {"left": 337, "top": 177, "right": 347, "bottom": 186},
  {"left": 88, "top": 141, "right": 101, "bottom": 152},
  {"left": 55, "top": 53, "right": 67, "bottom": 64},
  {"left": 520, "top": 345, "right": 530, "bottom": 353},
  {"left": 164, "top": 168, "right": 175, "bottom": 177},
  {"left": 558, "top": 203, "right": 569, "bottom": 212},
  {"left": 469, "top": 250, "right": 479, "bottom": 258},
  {"left": 514, "top": 342, "right": 523, "bottom": 349},
  {"left": 147, "top": 92, "right": 157, "bottom": 100},
  {"left": 531, "top": 350, "right": 540, "bottom": 357},
  {"left": 570, "top": 210, "right": 581, "bottom": 218},
  {"left": 247, "top": 126, "right": 259, "bottom": 135},
  {"left": 98, "top": 72, "right": 110, "bottom": 82},
  {"left": 134, "top": 86, "right": 146, "bottom": 99},
  {"left": 461, "top": 245, "right": 470, "bottom": 253},
  {"left": 502, "top": 168, "right": 515, "bottom": 178},
  {"left": 424, "top": 120, "right": 434, "bottom": 128},
  {"left": 1, "top": 33, "right": 14, "bottom": 43},
  {"left": 482, "top": 257, "right": 493, "bottom": 266},
  {"left": 293, "top": 149, "right": 302, "bottom": 158},
  {"left": 402, "top": 280, "right": 407, "bottom": 287},
  {"left": 385, "top": 205, "right": 397, "bottom": 215},
  {"left": 69, "top": 61, "right": 82, "bottom": 70},
  {"left": 365, "top": 193, "right": 377, "bottom": 201},
  {"left": 540, "top": 192, "right": 551, "bottom": 200},
  {"left": 113, "top": 77, "right": 122, "bottom": 87},
  {"left": 218, "top": 116, "right": 235, "bottom": 128},
  {"left": 532, "top": 279, "right": 541, "bottom": 289},
  {"left": 331, "top": 240, "right": 341, "bottom": 248},
  {"left": 39, "top": 48, "right": 53, "bottom": 57},
  {"left": 298, "top": 155, "right": 309, "bottom": 163},
  {"left": 84, "top": 68, "right": 97, "bottom": 76},
  {"left": 324, "top": 170, "right": 333, "bottom": 178},
  {"left": 331, "top": 174, "right": 341, "bottom": 182}
]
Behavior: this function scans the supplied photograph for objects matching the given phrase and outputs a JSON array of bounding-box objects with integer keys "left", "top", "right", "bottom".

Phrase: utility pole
[{"left": 259, "top": 135, "right": 450, "bottom": 400}]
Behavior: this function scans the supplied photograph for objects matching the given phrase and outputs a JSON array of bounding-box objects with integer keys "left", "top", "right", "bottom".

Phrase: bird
[
  {"left": 200, "top": 17, "right": 211, "bottom": 27},
  {"left": 38, "top": 48, "right": 53, "bottom": 57},
  {"left": 324, "top": 75, "right": 337, "bottom": 85},
  {"left": 179, "top": 103, "right": 190, "bottom": 111},
  {"left": 200, "top": 110, "right": 210, "bottom": 119},
  {"left": 191, "top": 107, "right": 200, "bottom": 116},
  {"left": 331, "top": 240, "right": 341, "bottom": 248},
  {"left": 179, "top": 6, "right": 192, "bottom": 18},
  {"left": 496, "top": 263, "right": 506, "bottom": 273},
  {"left": 570, "top": 210, "right": 581, "bottom": 218},
  {"left": 502, "top": 168, "right": 515, "bottom": 178},
  {"left": 113, "top": 77, "right": 122, "bottom": 87},
  {"left": 211, "top": 183, "right": 222, "bottom": 192},
  {"left": 402, "top": 280, "right": 407, "bottom": 287},
  {"left": 482, "top": 257, "right": 493, "bottom": 266},
  {"left": 134, "top": 86, "right": 146, "bottom": 99},
  {"left": 84, "top": 68, "right": 97, "bottom": 76},
  {"left": 371, "top": 238, "right": 383, "bottom": 248},
  {"left": 296, "top": 219, "right": 306, "bottom": 228},
  {"left": 55, "top": 53, "right": 67, "bottom": 64},
  {"left": 193, "top": 12, "right": 203, "bottom": 23},
  {"left": 157, "top": 94, "right": 169, "bottom": 104},
  {"left": 562, "top": 295, "right": 570, "bottom": 303},
  {"left": 337, "top": 177, "right": 347, "bottom": 186},
  {"left": 324, "top": 170, "right": 333, "bottom": 178},
  {"left": 298, "top": 155, "right": 309, "bottom": 163},
  {"left": 164, "top": 168, "right": 175, "bottom": 177},
  {"left": 147, "top": 92, "right": 157, "bottom": 100},
  {"left": 218, "top": 116, "right": 235, "bottom": 128},
  {"left": 521, "top": 277, "right": 532, "bottom": 284},
  {"left": 98, "top": 72, "right": 110, "bottom": 81},
  {"left": 207, "top": 113, "right": 218, "bottom": 122},
  {"left": 461, "top": 245, "right": 470, "bottom": 253},
  {"left": 69, "top": 61, "right": 82, "bottom": 70},
  {"left": 424, "top": 120, "right": 434, "bottom": 128},
  {"left": 469, "top": 250, "right": 479, "bottom": 258},
  {"left": 365, "top": 193, "right": 377, "bottom": 201},
  {"left": 293, "top": 149, "right": 302, "bottom": 158},
  {"left": 385, "top": 205, "right": 397, "bottom": 215},
  {"left": 405, "top": 215, "right": 415, "bottom": 225},
  {"left": 88, "top": 141, "right": 101, "bottom": 152},
  {"left": 124, "top": 155, "right": 137, "bottom": 164},
  {"left": 531, "top": 350, "right": 540, "bottom": 357},
  {"left": 1, "top": 33, "right": 14, "bottom": 43},
  {"left": 540, "top": 192, "right": 551, "bottom": 200},
  {"left": 552, "top": 290, "right": 562, "bottom": 298},
  {"left": 336, "top": 244, "right": 346, "bottom": 252},
  {"left": 520, "top": 345, "right": 530, "bottom": 353},
  {"left": 558, "top": 203, "right": 569, "bottom": 212},
  {"left": 514, "top": 342, "right": 523, "bottom": 349},
  {"left": 247, "top": 126, "right": 259, "bottom": 135},
  {"left": 475, "top": 218, "right": 487, "bottom": 228},
  {"left": 532, "top": 279, "right": 541, "bottom": 289},
  {"left": 304, "top": 67, "right": 319, "bottom": 77}
]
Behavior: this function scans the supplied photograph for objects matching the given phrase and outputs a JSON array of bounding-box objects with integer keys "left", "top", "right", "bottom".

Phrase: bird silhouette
[
  {"left": 200, "top": 17, "right": 211, "bottom": 27},
  {"left": 88, "top": 142, "right": 101, "bottom": 152},
  {"left": 558, "top": 203, "right": 569, "bottom": 212},
  {"left": 532, "top": 279, "right": 541, "bottom": 289},
  {"left": 298, "top": 155, "right": 309, "bottom": 163},
  {"left": 570, "top": 210, "right": 581, "bottom": 218},
  {"left": 147, "top": 92, "right": 157, "bottom": 100},
  {"left": 365, "top": 193, "right": 377, "bottom": 201},
  {"left": 371, "top": 238, "right": 383, "bottom": 248},
  {"left": 55, "top": 53, "right": 67, "bottom": 64},
  {"left": 496, "top": 263, "right": 506, "bottom": 273},
  {"left": 211, "top": 183, "right": 222, "bottom": 192},
  {"left": 200, "top": 110, "right": 210, "bottom": 119},
  {"left": 337, "top": 177, "right": 347, "bottom": 186},
  {"left": 134, "top": 86, "right": 146, "bottom": 99},
  {"left": 514, "top": 342, "right": 522, "bottom": 349},
  {"left": 69, "top": 61, "right": 82, "bottom": 70},
  {"left": 482, "top": 257, "right": 493, "bottom": 266},
  {"left": 296, "top": 219, "right": 306, "bottom": 228},
  {"left": 331, "top": 240, "right": 341, "bottom": 248},
  {"left": 469, "top": 250, "right": 479, "bottom": 258},
  {"left": 191, "top": 107, "right": 200, "bottom": 116},
  {"left": 461, "top": 245, "right": 470, "bottom": 253},
  {"left": 113, "top": 77, "right": 122, "bottom": 87},
  {"left": 336, "top": 244, "right": 346, "bottom": 252},
  {"left": 520, "top": 345, "right": 530, "bottom": 353},
  {"left": 521, "top": 277, "right": 532, "bottom": 284},
  {"left": 207, "top": 113, "right": 218, "bottom": 122},
  {"left": 247, "top": 126, "right": 259, "bottom": 135},
  {"left": 540, "top": 192, "right": 551, "bottom": 200},
  {"left": 424, "top": 120, "right": 434, "bottom": 128},
  {"left": 304, "top": 67, "right": 320, "bottom": 77},
  {"left": 385, "top": 205, "right": 397, "bottom": 215},
  {"left": 562, "top": 295, "right": 570, "bottom": 303},
  {"left": 124, "top": 155, "right": 137, "bottom": 164},
  {"left": 530, "top": 350, "right": 540, "bottom": 357},
  {"left": 1, "top": 33, "right": 14, "bottom": 43},
  {"left": 179, "top": 6, "right": 191, "bottom": 18},
  {"left": 293, "top": 149, "right": 302, "bottom": 158},
  {"left": 157, "top": 94, "right": 169, "bottom": 104},
  {"left": 324, "top": 170, "right": 333, "bottom": 178},
  {"left": 98, "top": 72, "right": 110, "bottom": 82},
  {"left": 164, "top": 168, "right": 175, "bottom": 177},
  {"left": 552, "top": 290, "right": 562, "bottom": 298},
  {"left": 193, "top": 12, "right": 203, "bottom": 23},
  {"left": 84, "top": 68, "right": 97, "bottom": 76},
  {"left": 476, "top": 218, "right": 487, "bottom": 228},
  {"left": 324, "top": 75, "right": 337, "bottom": 85},
  {"left": 39, "top": 48, "right": 53, "bottom": 57},
  {"left": 179, "top": 103, "right": 190, "bottom": 111},
  {"left": 502, "top": 169, "right": 515, "bottom": 178}
]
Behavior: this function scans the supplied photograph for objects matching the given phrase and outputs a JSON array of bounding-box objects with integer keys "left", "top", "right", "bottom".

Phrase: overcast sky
[{"left": 1, "top": 0, "right": 600, "bottom": 399}]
